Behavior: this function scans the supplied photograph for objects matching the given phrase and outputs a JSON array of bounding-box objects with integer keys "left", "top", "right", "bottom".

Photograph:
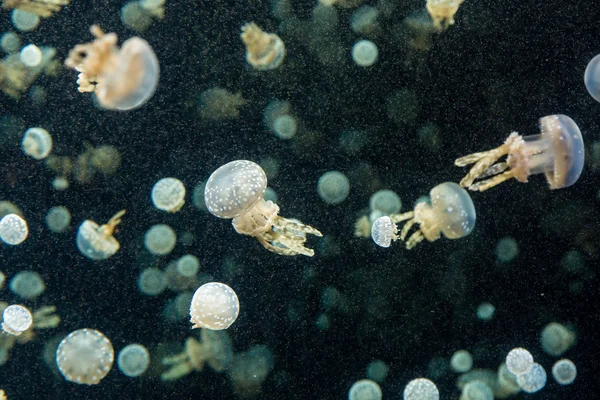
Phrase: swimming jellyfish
[
  {"left": 117, "top": 344, "right": 150, "bottom": 378},
  {"left": 205, "top": 160, "right": 322, "bottom": 256},
  {"left": 189, "top": 282, "right": 239, "bottom": 330},
  {"left": 9, "top": 271, "right": 45, "bottom": 299},
  {"left": 65, "top": 25, "right": 159, "bottom": 110},
  {"left": 240, "top": 23, "right": 285, "bottom": 70},
  {"left": 403, "top": 378, "right": 439, "bottom": 400},
  {"left": 0, "top": 213, "right": 28, "bottom": 245},
  {"left": 76, "top": 210, "right": 125, "bottom": 260},
  {"left": 455, "top": 115, "right": 584, "bottom": 191},
  {"left": 426, "top": 0, "right": 464, "bottom": 31},
  {"left": 505, "top": 347, "right": 533, "bottom": 376},
  {"left": 21, "top": 127, "right": 52, "bottom": 159},
  {"left": 516, "top": 362, "right": 546, "bottom": 393},
  {"left": 56, "top": 328, "right": 114, "bottom": 385},
  {"left": 373, "top": 182, "right": 475, "bottom": 249},
  {"left": 540, "top": 322, "right": 575, "bottom": 356},
  {"left": 584, "top": 53, "right": 600, "bottom": 102},
  {"left": 1, "top": 304, "right": 32, "bottom": 336},
  {"left": 551, "top": 359, "right": 576, "bottom": 385},
  {"left": 3, "top": 0, "right": 71, "bottom": 18},
  {"left": 348, "top": 379, "right": 382, "bottom": 400},
  {"left": 151, "top": 177, "right": 186, "bottom": 212}
]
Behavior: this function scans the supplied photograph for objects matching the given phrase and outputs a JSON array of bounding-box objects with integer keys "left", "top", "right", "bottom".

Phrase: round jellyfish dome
[
  {"left": 370, "top": 189, "right": 401, "bottom": 214},
  {"left": 516, "top": 362, "right": 546, "bottom": 393},
  {"left": 496, "top": 237, "right": 518, "bottom": 263},
  {"left": 348, "top": 379, "right": 382, "bottom": 400},
  {"left": 151, "top": 177, "right": 186, "bottom": 212},
  {"left": 450, "top": 350, "right": 473, "bottom": 373},
  {"left": 190, "top": 282, "right": 240, "bottom": 330},
  {"left": 176, "top": 255, "right": 200, "bottom": 278},
  {"left": 476, "top": 302, "right": 495, "bottom": 321},
  {"left": 144, "top": 224, "right": 177, "bottom": 255},
  {"left": 403, "top": 378, "right": 439, "bottom": 400},
  {"left": 76, "top": 210, "right": 125, "bottom": 260},
  {"left": 421, "top": 182, "right": 476, "bottom": 241},
  {"left": 117, "top": 344, "right": 150, "bottom": 377},
  {"left": 352, "top": 39, "right": 378, "bottom": 67},
  {"left": 2, "top": 304, "right": 32, "bottom": 336},
  {"left": 1, "top": 32, "right": 21, "bottom": 54},
  {"left": 201, "top": 328, "right": 235, "bottom": 372},
  {"left": 9, "top": 271, "right": 45, "bottom": 300},
  {"left": 20, "top": 44, "right": 43, "bottom": 67},
  {"left": 137, "top": 268, "right": 167, "bottom": 296},
  {"left": 506, "top": 347, "right": 533, "bottom": 376},
  {"left": 551, "top": 359, "right": 576, "bottom": 385},
  {"left": 56, "top": 328, "right": 114, "bottom": 385},
  {"left": 90, "top": 145, "right": 121, "bottom": 175},
  {"left": 371, "top": 216, "right": 397, "bottom": 248},
  {"left": 461, "top": 380, "right": 493, "bottom": 400},
  {"left": 46, "top": 206, "right": 71, "bottom": 233},
  {"left": 272, "top": 115, "right": 298, "bottom": 139},
  {"left": 0, "top": 213, "right": 28, "bottom": 245},
  {"left": 11, "top": 10, "right": 40, "bottom": 32},
  {"left": 540, "top": 322, "right": 575, "bottom": 356},
  {"left": 366, "top": 360, "right": 389, "bottom": 384},
  {"left": 205, "top": 160, "right": 268, "bottom": 219},
  {"left": 317, "top": 171, "right": 350, "bottom": 205}
]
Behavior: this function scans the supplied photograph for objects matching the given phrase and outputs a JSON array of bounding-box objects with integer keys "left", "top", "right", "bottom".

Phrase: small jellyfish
[
  {"left": 144, "top": 224, "right": 177, "bottom": 255},
  {"left": 227, "top": 345, "right": 274, "bottom": 398},
  {"left": 351, "top": 6, "right": 380, "bottom": 36},
  {"left": 76, "top": 210, "right": 125, "bottom": 260},
  {"left": 11, "top": 9, "right": 39, "bottom": 32},
  {"left": 426, "top": 0, "right": 464, "bottom": 31},
  {"left": 584, "top": 53, "right": 600, "bottom": 102},
  {"left": 240, "top": 23, "right": 285, "bottom": 70},
  {"left": 348, "top": 379, "right": 382, "bottom": 400},
  {"left": 0, "top": 213, "right": 28, "bottom": 245},
  {"left": 460, "top": 380, "right": 493, "bottom": 400},
  {"left": 21, "top": 127, "right": 52, "bottom": 159},
  {"left": 205, "top": 160, "right": 322, "bottom": 256},
  {"left": 272, "top": 114, "right": 297, "bottom": 139},
  {"left": 540, "top": 322, "right": 575, "bottom": 356},
  {"left": 505, "top": 347, "right": 533, "bottom": 376},
  {"left": 496, "top": 363, "right": 521, "bottom": 397},
  {"left": 176, "top": 255, "right": 200, "bottom": 278},
  {"left": 137, "top": 268, "right": 167, "bottom": 296},
  {"left": 403, "top": 378, "right": 439, "bottom": 400},
  {"left": 151, "top": 177, "right": 186, "bottom": 212},
  {"left": 381, "top": 182, "right": 475, "bottom": 249},
  {"left": 199, "top": 87, "right": 246, "bottom": 120},
  {"left": 56, "top": 328, "right": 114, "bottom": 385},
  {"left": 551, "top": 359, "right": 576, "bottom": 385},
  {"left": 9, "top": 271, "right": 45, "bottom": 299},
  {"left": 371, "top": 216, "right": 397, "bottom": 248},
  {"left": 455, "top": 115, "right": 585, "bottom": 191},
  {"left": 189, "top": 282, "right": 239, "bottom": 330},
  {"left": 20, "top": 44, "right": 42, "bottom": 67},
  {"left": 317, "top": 170, "right": 350, "bottom": 205},
  {"left": 476, "top": 302, "right": 495, "bottom": 321},
  {"left": 450, "top": 350, "right": 473, "bottom": 373},
  {"left": 496, "top": 237, "right": 518, "bottom": 263},
  {"left": 366, "top": 360, "right": 389, "bottom": 384},
  {"left": 64, "top": 25, "right": 159, "bottom": 110},
  {"left": 370, "top": 189, "right": 401, "bottom": 214},
  {"left": 2, "top": 304, "right": 32, "bottom": 336},
  {"left": 516, "top": 362, "right": 546, "bottom": 393},
  {"left": 352, "top": 39, "right": 378, "bottom": 67},
  {"left": 45, "top": 206, "right": 71, "bottom": 233},
  {"left": 1, "top": 32, "right": 21, "bottom": 54},
  {"left": 117, "top": 344, "right": 150, "bottom": 378}
]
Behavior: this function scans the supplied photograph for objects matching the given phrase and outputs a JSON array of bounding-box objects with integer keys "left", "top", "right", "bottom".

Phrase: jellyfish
[
  {"left": 205, "top": 160, "right": 322, "bottom": 256},
  {"left": 64, "top": 25, "right": 159, "bottom": 110},
  {"left": 476, "top": 302, "right": 495, "bottom": 321},
  {"left": 373, "top": 182, "right": 475, "bottom": 249},
  {"left": 1, "top": 304, "right": 32, "bottom": 336},
  {"left": 45, "top": 206, "right": 71, "bottom": 233},
  {"left": 352, "top": 39, "right": 378, "bottom": 67},
  {"left": 272, "top": 115, "right": 297, "bottom": 139},
  {"left": 240, "top": 23, "right": 285, "bottom": 70},
  {"left": 540, "top": 322, "right": 575, "bottom": 356},
  {"left": 9, "top": 271, "right": 45, "bottom": 299},
  {"left": 2, "top": 0, "right": 71, "bottom": 18},
  {"left": 21, "top": 127, "right": 52, "bottom": 159},
  {"left": 496, "top": 363, "right": 521, "bottom": 397},
  {"left": 120, "top": 0, "right": 164, "bottom": 32},
  {"left": 551, "top": 359, "right": 576, "bottom": 385},
  {"left": 348, "top": 379, "right": 382, "bottom": 400},
  {"left": 117, "top": 344, "right": 150, "bottom": 378},
  {"left": 366, "top": 360, "right": 389, "bottom": 384},
  {"left": 426, "top": 0, "right": 464, "bottom": 31},
  {"left": 403, "top": 378, "right": 439, "bottom": 400},
  {"left": 151, "top": 177, "right": 186, "bottom": 212},
  {"left": 460, "top": 380, "right": 493, "bottom": 400},
  {"left": 505, "top": 347, "right": 533, "bottom": 376},
  {"left": 1, "top": 32, "right": 21, "bottom": 54},
  {"left": 189, "top": 282, "right": 239, "bottom": 330},
  {"left": 450, "top": 350, "right": 473, "bottom": 373},
  {"left": 0, "top": 213, "right": 28, "bottom": 245},
  {"left": 76, "top": 210, "right": 125, "bottom": 260},
  {"left": 370, "top": 216, "right": 397, "bottom": 248},
  {"left": 56, "top": 328, "right": 114, "bottom": 385},
  {"left": 10, "top": 9, "right": 39, "bottom": 31},
  {"left": 516, "top": 362, "right": 546, "bottom": 393},
  {"left": 370, "top": 189, "right": 401, "bottom": 214},
  {"left": 584, "top": 53, "right": 600, "bottom": 102},
  {"left": 144, "top": 224, "right": 176, "bottom": 255},
  {"left": 496, "top": 237, "right": 518, "bottom": 263},
  {"left": 455, "top": 115, "right": 584, "bottom": 191},
  {"left": 317, "top": 170, "right": 350, "bottom": 205},
  {"left": 137, "top": 268, "right": 167, "bottom": 296},
  {"left": 351, "top": 6, "right": 380, "bottom": 36},
  {"left": 176, "top": 255, "right": 200, "bottom": 278},
  {"left": 19, "top": 44, "right": 42, "bottom": 67}
]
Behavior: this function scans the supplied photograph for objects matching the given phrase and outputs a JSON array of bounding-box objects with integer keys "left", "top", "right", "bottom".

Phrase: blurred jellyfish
[
  {"left": 65, "top": 25, "right": 159, "bottom": 110},
  {"left": 339, "top": 129, "right": 368, "bottom": 155},
  {"left": 460, "top": 380, "right": 493, "bottom": 400},
  {"left": 417, "top": 123, "right": 442, "bottom": 152},
  {"left": 403, "top": 378, "right": 439, "bottom": 400},
  {"left": 90, "top": 145, "right": 121, "bottom": 176},
  {"left": 263, "top": 99, "right": 292, "bottom": 130},
  {"left": 371, "top": 216, "right": 397, "bottom": 248},
  {"left": 370, "top": 189, "right": 401, "bottom": 214},
  {"left": 165, "top": 262, "right": 199, "bottom": 292},
  {"left": 496, "top": 363, "right": 521, "bottom": 397},
  {"left": 45, "top": 206, "right": 71, "bottom": 233},
  {"left": 476, "top": 302, "right": 495, "bottom": 321},
  {"left": 1, "top": 32, "right": 21, "bottom": 54},
  {"left": 551, "top": 359, "right": 576, "bottom": 385},
  {"left": 505, "top": 347, "right": 533, "bottom": 376},
  {"left": 348, "top": 379, "right": 381, "bottom": 400},
  {"left": 0, "top": 202, "right": 23, "bottom": 219},
  {"left": 199, "top": 87, "right": 246, "bottom": 120},
  {"left": 11, "top": 10, "right": 40, "bottom": 32},
  {"left": 9, "top": 271, "right": 45, "bottom": 299},
  {"left": 176, "top": 255, "right": 200, "bottom": 278},
  {"left": 540, "top": 322, "right": 575, "bottom": 356},
  {"left": 137, "top": 268, "right": 167, "bottom": 296},
  {"left": 351, "top": 6, "right": 379, "bottom": 36},
  {"left": 272, "top": 115, "right": 297, "bottom": 139},
  {"left": 585, "top": 53, "right": 600, "bottom": 102},
  {"left": 121, "top": 2, "right": 153, "bottom": 32},
  {"left": 20, "top": 44, "right": 42, "bottom": 67},
  {"left": 190, "top": 282, "right": 239, "bottom": 330},
  {"left": 5, "top": 0, "right": 70, "bottom": 18},
  {"left": 366, "top": 360, "right": 389, "bottom": 384},
  {"left": 426, "top": 0, "right": 464, "bottom": 31},
  {"left": 317, "top": 170, "right": 350, "bottom": 205},
  {"left": 2, "top": 305, "right": 32, "bottom": 336},
  {"left": 144, "top": 224, "right": 177, "bottom": 255},
  {"left": 240, "top": 23, "right": 285, "bottom": 70},
  {"left": 228, "top": 345, "right": 274, "bottom": 398},
  {"left": 56, "top": 328, "right": 114, "bottom": 385},
  {"left": 52, "top": 177, "right": 69, "bottom": 191},
  {"left": 76, "top": 210, "right": 125, "bottom": 260},
  {"left": 0, "top": 213, "right": 28, "bottom": 245},
  {"left": 450, "top": 350, "right": 473, "bottom": 373},
  {"left": 117, "top": 344, "right": 150, "bottom": 377},
  {"left": 151, "top": 177, "right": 186, "bottom": 212},
  {"left": 192, "top": 181, "right": 207, "bottom": 210},
  {"left": 352, "top": 40, "right": 378, "bottom": 67},
  {"left": 516, "top": 362, "right": 546, "bottom": 393},
  {"left": 496, "top": 237, "right": 518, "bottom": 263}
]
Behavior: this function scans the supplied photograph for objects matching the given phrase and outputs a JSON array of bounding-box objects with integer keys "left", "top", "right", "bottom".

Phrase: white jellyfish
[
  {"left": 151, "top": 177, "right": 186, "bottom": 212},
  {"left": 505, "top": 347, "right": 533, "bottom": 376},
  {"left": 450, "top": 350, "right": 473, "bottom": 373},
  {"left": 176, "top": 255, "right": 200, "bottom": 278},
  {"left": 117, "top": 344, "right": 150, "bottom": 378},
  {"left": 403, "top": 378, "right": 439, "bottom": 400},
  {"left": 352, "top": 39, "right": 378, "bottom": 67},
  {"left": 476, "top": 302, "right": 495, "bottom": 321},
  {"left": 272, "top": 115, "right": 297, "bottom": 139},
  {"left": 189, "top": 282, "right": 240, "bottom": 330},
  {"left": 551, "top": 359, "right": 576, "bottom": 385},
  {"left": 317, "top": 170, "right": 350, "bottom": 205},
  {"left": 0, "top": 213, "right": 28, "bottom": 245},
  {"left": 137, "top": 268, "right": 167, "bottom": 296},
  {"left": 371, "top": 216, "right": 397, "bottom": 248},
  {"left": 2, "top": 304, "right": 33, "bottom": 336},
  {"left": 45, "top": 206, "right": 71, "bottom": 233},
  {"left": 56, "top": 328, "right": 114, "bottom": 385},
  {"left": 516, "top": 362, "right": 546, "bottom": 393},
  {"left": 370, "top": 189, "right": 401, "bottom": 214},
  {"left": 540, "top": 322, "right": 575, "bottom": 356},
  {"left": 9, "top": 271, "right": 45, "bottom": 300},
  {"left": 11, "top": 10, "right": 40, "bottom": 32},
  {"left": 20, "top": 44, "right": 43, "bottom": 67},
  {"left": 144, "top": 224, "right": 177, "bottom": 255},
  {"left": 76, "top": 210, "right": 125, "bottom": 260},
  {"left": 348, "top": 379, "right": 382, "bottom": 400}
]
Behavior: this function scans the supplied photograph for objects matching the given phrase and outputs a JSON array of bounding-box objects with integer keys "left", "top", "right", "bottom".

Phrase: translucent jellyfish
[
  {"left": 120, "top": 2, "right": 152, "bottom": 32},
  {"left": 1, "top": 31, "right": 21, "bottom": 54},
  {"left": 403, "top": 378, "right": 439, "bottom": 400},
  {"left": 89, "top": 145, "right": 121, "bottom": 175},
  {"left": 21, "top": 127, "right": 52, "bottom": 159},
  {"left": 348, "top": 379, "right": 381, "bottom": 400},
  {"left": 240, "top": 23, "right": 285, "bottom": 70},
  {"left": 176, "top": 255, "right": 200, "bottom": 278},
  {"left": 351, "top": 6, "right": 380, "bottom": 36},
  {"left": 263, "top": 187, "right": 278, "bottom": 203},
  {"left": 272, "top": 114, "right": 297, "bottom": 139},
  {"left": 151, "top": 177, "right": 186, "bottom": 212},
  {"left": 0, "top": 201, "right": 23, "bottom": 219},
  {"left": 584, "top": 53, "right": 600, "bottom": 102},
  {"left": 117, "top": 344, "right": 150, "bottom": 377},
  {"left": 144, "top": 224, "right": 176, "bottom": 255},
  {"left": 371, "top": 216, "right": 397, "bottom": 248},
  {"left": 496, "top": 363, "right": 521, "bottom": 397},
  {"left": 56, "top": 328, "right": 114, "bottom": 385},
  {"left": 450, "top": 350, "right": 473, "bottom": 373},
  {"left": 476, "top": 302, "right": 495, "bottom": 321},
  {"left": 137, "top": 268, "right": 167, "bottom": 296},
  {"left": 366, "top": 360, "right": 389, "bottom": 383},
  {"left": 516, "top": 362, "right": 546, "bottom": 393},
  {"left": 189, "top": 282, "right": 239, "bottom": 330},
  {"left": 455, "top": 115, "right": 585, "bottom": 191},
  {"left": 227, "top": 345, "right": 274, "bottom": 398},
  {"left": 370, "top": 189, "right": 401, "bottom": 214},
  {"left": 20, "top": 44, "right": 42, "bottom": 67},
  {"left": 9, "top": 271, "right": 45, "bottom": 299},
  {"left": 0, "top": 213, "right": 28, "bottom": 245},
  {"left": 383, "top": 182, "right": 476, "bottom": 249},
  {"left": 426, "top": 0, "right": 464, "bottom": 31},
  {"left": 4, "top": 0, "right": 70, "bottom": 18},
  {"left": 199, "top": 87, "right": 246, "bottom": 120},
  {"left": 76, "top": 210, "right": 125, "bottom": 260},
  {"left": 551, "top": 359, "right": 576, "bottom": 385},
  {"left": 540, "top": 322, "right": 575, "bottom": 356},
  {"left": 352, "top": 40, "right": 378, "bottom": 67},
  {"left": 317, "top": 170, "right": 350, "bottom": 205},
  {"left": 496, "top": 237, "right": 518, "bottom": 263},
  {"left": 64, "top": 25, "right": 159, "bottom": 110},
  {"left": 1, "top": 304, "right": 32, "bottom": 336},
  {"left": 45, "top": 206, "right": 71, "bottom": 233},
  {"left": 11, "top": 9, "right": 39, "bottom": 31},
  {"left": 192, "top": 181, "right": 207, "bottom": 210},
  {"left": 460, "top": 380, "right": 493, "bottom": 400},
  {"left": 205, "top": 160, "right": 322, "bottom": 256},
  {"left": 505, "top": 347, "right": 533, "bottom": 376}
]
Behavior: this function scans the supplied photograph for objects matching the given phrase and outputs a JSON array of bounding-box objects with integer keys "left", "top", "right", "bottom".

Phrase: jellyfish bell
[
  {"left": 76, "top": 210, "right": 125, "bottom": 260},
  {"left": 2, "top": 304, "right": 33, "bottom": 336},
  {"left": 190, "top": 282, "right": 240, "bottom": 330},
  {"left": 56, "top": 328, "right": 114, "bottom": 385},
  {"left": 0, "top": 213, "right": 28, "bottom": 245}
]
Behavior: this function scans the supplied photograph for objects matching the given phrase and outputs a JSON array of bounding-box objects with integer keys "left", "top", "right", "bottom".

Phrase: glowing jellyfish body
[
  {"left": 56, "top": 329, "right": 114, "bottom": 385},
  {"left": 151, "top": 177, "right": 186, "bottom": 212},
  {"left": 0, "top": 213, "right": 28, "bottom": 245},
  {"left": 1, "top": 32, "right": 21, "bottom": 54},
  {"left": 352, "top": 40, "right": 378, "bottom": 67},
  {"left": 144, "top": 224, "right": 177, "bottom": 255},
  {"left": 370, "top": 189, "right": 401, "bottom": 214},
  {"left": 21, "top": 127, "right": 52, "bottom": 159},
  {"left": 76, "top": 210, "right": 125, "bottom": 260},
  {"left": 46, "top": 206, "right": 71, "bottom": 233},
  {"left": 9, "top": 271, "right": 45, "bottom": 299},
  {"left": 450, "top": 350, "right": 473, "bottom": 373},
  {"left": 371, "top": 216, "right": 397, "bottom": 248},
  {"left": 20, "top": 44, "right": 43, "bottom": 67},
  {"left": 2, "top": 305, "right": 33, "bottom": 336},
  {"left": 551, "top": 359, "right": 576, "bottom": 385},
  {"left": 366, "top": 360, "right": 389, "bottom": 383},
  {"left": 455, "top": 115, "right": 585, "bottom": 191},
  {"left": 403, "top": 378, "right": 439, "bottom": 400},
  {"left": 272, "top": 115, "right": 297, "bottom": 139},
  {"left": 584, "top": 54, "right": 600, "bottom": 102},
  {"left": 426, "top": 0, "right": 464, "bottom": 31},
  {"left": 506, "top": 347, "right": 533, "bottom": 376},
  {"left": 190, "top": 282, "right": 240, "bottom": 330},
  {"left": 65, "top": 25, "right": 159, "bottom": 110},
  {"left": 461, "top": 381, "right": 493, "bottom": 400},
  {"left": 317, "top": 171, "right": 350, "bottom": 205},
  {"left": 241, "top": 23, "right": 285, "bottom": 70},
  {"left": 540, "top": 322, "right": 575, "bottom": 356},
  {"left": 516, "top": 362, "right": 546, "bottom": 393},
  {"left": 176, "top": 255, "right": 200, "bottom": 277},
  {"left": 348, "top": 379, "right": 382, "bottom": 400},
  {"left": 11, "top": 10, "right": 40, "bottom": 32},
  {"left": 137, "top": 268, "right": 167, "bottom": 296},
  {"left": 117, "top": 344, "right": 150, "bottom": 377},
  {"left": 476, "top": 302, "right": 495, "bottom": 321}
]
